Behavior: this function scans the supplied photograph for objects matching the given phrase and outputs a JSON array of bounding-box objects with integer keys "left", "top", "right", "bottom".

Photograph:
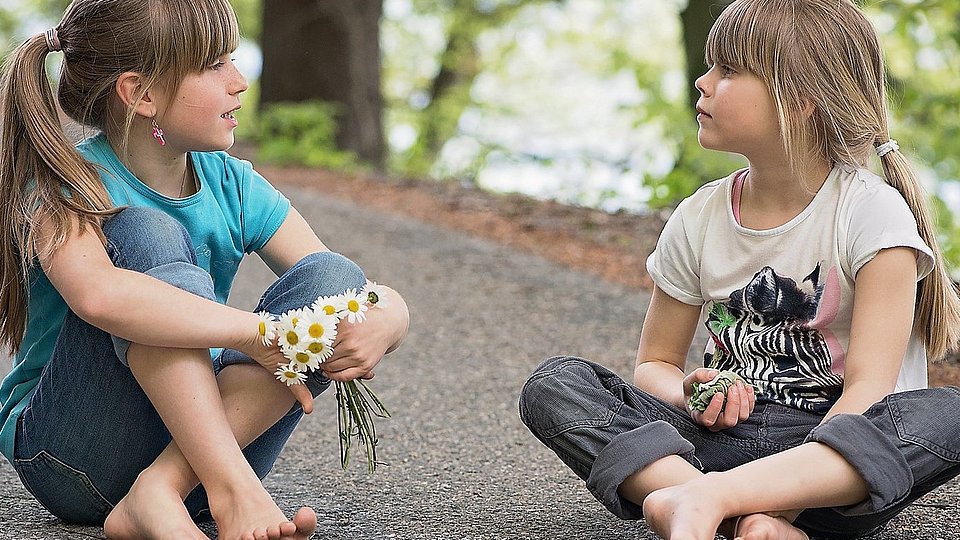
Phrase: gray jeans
[{"left": 519, "top": 356, "right": 960, "bottom": 539}]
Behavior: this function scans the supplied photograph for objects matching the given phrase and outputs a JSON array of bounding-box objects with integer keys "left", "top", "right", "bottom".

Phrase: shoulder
[
  {"left": 669, "top": 170, "right": 738, "bottom": 225},
  {"left": 837, "top": 165, "right": 911, "bottom": 212}
]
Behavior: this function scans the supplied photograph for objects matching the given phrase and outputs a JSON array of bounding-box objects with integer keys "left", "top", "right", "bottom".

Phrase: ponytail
[
  {"left": 0, "top": 33, "right": 114, "bottom": 354},
  {"left": 877, "top": 145, "right": 960, "bottom": 360}
]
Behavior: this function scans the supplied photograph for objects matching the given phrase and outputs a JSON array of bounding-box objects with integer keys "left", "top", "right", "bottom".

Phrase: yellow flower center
[
  {"left": 367, "top": 291, "right": 379, "bottom": 304},
  {"left": 258, "top": 321, "right": 267, "bottom": 336},
  {"left": 284, "top": 371, "right": 297, "bottom": 379},
  {"left": 308, "top": 342, "right": 324, "bottom": 354},
  {"left": 323, "top": 305, "right": 336, "bottom": 316},
  {"left": 285, "top": 331, "right": 299, "bottom": 346},
  {"left": 291, "top": 317, "right": 299, "bottom": 326},
  {"left": 308, "top": 323, "right": 325, "bottom": 338},
  {"left": 296, "top": 352, "right": 310, "bottom": 364},
  {"left": 347, "top": 300, "right": 360, "bottom": 312}
]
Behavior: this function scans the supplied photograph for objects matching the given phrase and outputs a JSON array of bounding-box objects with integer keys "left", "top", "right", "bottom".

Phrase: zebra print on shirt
[{"left": 704, "top": 263, "right": 843, "bottom": 413}]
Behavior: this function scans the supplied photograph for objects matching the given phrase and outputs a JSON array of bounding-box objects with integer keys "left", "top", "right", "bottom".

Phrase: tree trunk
[
  {"left": 679, "top": 0, "right": 732, "bottom": 111},
  {"left": 260, "top": 0, "right": 385, "bottom": 169}
]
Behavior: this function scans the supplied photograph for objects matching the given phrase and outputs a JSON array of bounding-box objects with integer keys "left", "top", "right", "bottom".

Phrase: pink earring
[{"left": 151, "top": 119, "right": 166, "bottom": 146}]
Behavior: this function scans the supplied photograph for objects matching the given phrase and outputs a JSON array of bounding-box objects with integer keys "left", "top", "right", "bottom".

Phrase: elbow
[{"left": 69, "top": 288, "right": 117, "bottom": 328}]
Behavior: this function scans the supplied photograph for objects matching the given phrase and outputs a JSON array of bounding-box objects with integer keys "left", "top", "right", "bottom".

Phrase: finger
[
  {"left": 325, "top": 366, "right": 371, "bottom": 382},
  {"left": 361, "top": 371, "right": 375, "bottom": 380},
  {"left": 720, "top": 384, "right": 741, "bottom": 427},
  {"left": 701, "top": 392, "right": 725, "bottom": 429},
  {"left": 290, "top": 384, "right": 314, "bottom": 414},
  {"left": 737, "top": 382, "right": 751, "bottom": 422}
]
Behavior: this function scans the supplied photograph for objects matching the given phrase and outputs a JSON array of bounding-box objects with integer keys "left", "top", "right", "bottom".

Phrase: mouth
[
  {"left": 221, "top": 106, "right": 240, "bottom": 126},
  {"left": 696, "top": 106, "right": 711, "bottom": 118}
]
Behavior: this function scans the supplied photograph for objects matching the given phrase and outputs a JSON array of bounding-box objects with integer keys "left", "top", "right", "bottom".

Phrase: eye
[
  {"left": 719, "top": 64, "right": 737, "bottom": 77},
  {"left": 209, "top": 61, "right": 225, "bottom": 71}
]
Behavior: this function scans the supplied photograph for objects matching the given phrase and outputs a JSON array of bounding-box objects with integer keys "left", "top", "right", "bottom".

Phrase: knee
[
  {"left": 519, "top": 356, "right": 599, "bottom": 431},
  {"left": 292, "top": 251, "right": 366, "bottom": 295},
  {"left": 102, "top": 207, "right": 195, "bottom": 270}
]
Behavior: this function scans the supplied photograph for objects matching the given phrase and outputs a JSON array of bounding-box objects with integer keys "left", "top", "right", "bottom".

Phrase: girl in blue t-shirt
[
  {"left": 0, "top": 1, "right": 409, "bottom": 538},
  {"left": 521, "top": 1, "right": 960, "bottom": 539}
]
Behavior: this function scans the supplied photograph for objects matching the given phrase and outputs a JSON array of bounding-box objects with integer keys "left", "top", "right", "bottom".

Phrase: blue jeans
[
  {"left": 11, "top": 207, "right": 365, "bottom": 525},
  {"left": 519, "top": 356, "right": 960, "bottom": 539}
]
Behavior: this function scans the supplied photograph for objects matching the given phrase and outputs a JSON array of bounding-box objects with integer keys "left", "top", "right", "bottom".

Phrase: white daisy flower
[
  {"left": 256, "top": 311, "right": 278, "bottom": 346},
  {"left": 306, "top": 339, "right": 335, "bottom": 363},
  {"left": 278, "top": 308, "right": 305, "bottom": 331},
  {"left": 341, "top": 288, "right": 368, "bottom": 323},
  {"left": 298, "top": 310, "right": 339, "bottom": 345},
  {"left": 290, "top": 350, "right": 321, "bottom": 372},
  {"left": 312, "top": 295, "right": 347, "bottom": 318},
  {"left": 275, "top": 363, "right": 307, "bottom": 386},
  {"left": 361, "top": 280, "right": 389, "bottom": 309}
]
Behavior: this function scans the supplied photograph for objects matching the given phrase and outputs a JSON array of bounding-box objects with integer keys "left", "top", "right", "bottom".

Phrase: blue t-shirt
[{"left": 0, "top": 134, "right": 290, "bottom": 460}]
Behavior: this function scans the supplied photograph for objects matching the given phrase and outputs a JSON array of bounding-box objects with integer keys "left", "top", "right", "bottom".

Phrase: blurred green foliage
[
  {"left": 254, "top": 100, "right": 361, "bottom": 171},
  {"left": 2, "top": 0, "right": 958, "bottom": 217}
]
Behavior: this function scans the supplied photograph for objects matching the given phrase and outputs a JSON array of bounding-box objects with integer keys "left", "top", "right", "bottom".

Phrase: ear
[
  {"left": 800, "top": 97, "right": 816, "bottom": 120},
  {"left": 115, "top": 72, "right": 160, "bottom": 119}
]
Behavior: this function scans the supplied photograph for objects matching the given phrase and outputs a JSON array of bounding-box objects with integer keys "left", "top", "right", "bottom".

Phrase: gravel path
[{"left": 1, "top": 186, "right": 957, "bottom": 539}]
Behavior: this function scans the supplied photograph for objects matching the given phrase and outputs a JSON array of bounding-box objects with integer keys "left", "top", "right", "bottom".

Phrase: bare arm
[
  {"left": 634, "top": 286, "right": 702, "bottom": 408},
  {"left": 40, "top": 215, "right": 262, "bottom": 353},
  {"left": 257, "top": 206, "right": 410, "bottom": 381},
  {"left": 823, "top": 246, "right": 918, "bottom": 419},
  {"left": 635, "top": 286, "right": 755, "bottom": 430}
]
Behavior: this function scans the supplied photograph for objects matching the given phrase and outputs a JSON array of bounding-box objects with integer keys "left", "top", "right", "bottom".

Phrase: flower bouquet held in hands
[{"left": 258, "top": 280, "right": 391, "bottom": 472}]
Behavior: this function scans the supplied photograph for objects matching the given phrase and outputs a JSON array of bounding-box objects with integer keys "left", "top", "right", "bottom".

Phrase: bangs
[
  {"left": 704, "top": 0, "right": 788, "bottom": 77},
  {"left": 156, "top": 0, "right": 240, "bottom": 76}
]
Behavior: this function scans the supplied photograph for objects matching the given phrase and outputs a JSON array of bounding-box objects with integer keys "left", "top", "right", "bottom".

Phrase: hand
[
  {"left": 320, "top": 307, "right": 397, "bottom": 382},
  {"left": 236, "top": 315, "right": 315, "bottom": 414},
  {"left": 683, "top": 368, "right": 755, "bottom": 432}
]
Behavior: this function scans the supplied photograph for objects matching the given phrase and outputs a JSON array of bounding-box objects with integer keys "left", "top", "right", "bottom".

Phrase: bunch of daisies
[{"left": 257, "top": 280, "right": 391, "bottom": 472}]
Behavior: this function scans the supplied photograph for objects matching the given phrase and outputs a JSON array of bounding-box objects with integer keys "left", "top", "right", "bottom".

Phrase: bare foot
[
  {"left": 734, "top": 514, "right": 809, "bottom": 540},
  {"left": 209, "top": 481, "right": 316, "bottom": 540},
  {"left": 643, "top": 481, "right": 728, "bottom": 540},
  {"left": 104, "top": 471, "right": 208, "bottom": 540}
]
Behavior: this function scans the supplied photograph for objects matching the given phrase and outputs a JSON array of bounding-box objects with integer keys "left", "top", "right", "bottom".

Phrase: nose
[
  {"left": 695, "top": 69, "right": 711, "bottom": 96},
  {"left": 231, "top": 64, "right": 249, "bottom": 95},
  {"left": 693, "top": 73, "right": 707, "bottom": 96}
]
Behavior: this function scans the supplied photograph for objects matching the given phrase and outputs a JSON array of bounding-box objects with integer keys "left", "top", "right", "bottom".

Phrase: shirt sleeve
[
  {"left": 846, "top": 182, "right": 934, "bottom": 280},
  {"left": 232, "top": 158, "right": 290, "bottom": 253},
  {"left": 646, "top": 199, "right": 704, "bottom": 305}
]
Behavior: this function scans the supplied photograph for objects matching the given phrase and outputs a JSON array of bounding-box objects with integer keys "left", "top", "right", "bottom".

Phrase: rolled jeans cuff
[
  {"left": 111, "top": 262, "right": 217, "bottom": 365},
  {"left": 586, "top": 420, "right": 696, "bottom": 519},
  {"left": 804, "top": 413, "right": 913, "bottom": 515}
]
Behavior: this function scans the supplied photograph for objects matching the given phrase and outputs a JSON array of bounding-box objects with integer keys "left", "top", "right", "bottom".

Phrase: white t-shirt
[{"left": 646, "top": 165, "right": 934, "bottom": 413}]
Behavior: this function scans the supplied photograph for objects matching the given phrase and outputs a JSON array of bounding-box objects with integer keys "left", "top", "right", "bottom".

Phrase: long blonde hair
[
  {"left": 705, "top": 0, "right": 960, "bottom": 360},
  {"left": 0, "top": 0, "right": 239, "bottom": 353}
]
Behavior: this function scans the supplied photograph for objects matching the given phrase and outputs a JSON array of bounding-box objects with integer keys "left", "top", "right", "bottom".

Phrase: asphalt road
[{"left": 1, "top": 185, "right": 957, "bottom": 539}]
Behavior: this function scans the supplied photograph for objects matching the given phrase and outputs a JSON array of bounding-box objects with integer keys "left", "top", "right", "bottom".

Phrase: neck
[
  {"left": 106, "top": 121, "right": 191, "bottom": 198},
  {"left": 735, "top": 155, "right": 833, "bottom": 230}
]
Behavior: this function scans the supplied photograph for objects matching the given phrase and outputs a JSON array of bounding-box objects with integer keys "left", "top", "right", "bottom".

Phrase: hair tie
[
  {"left": 875, "top": 139, "right": 899, "bottom": 158},
  {"left": 43, "top": 28, "right": 61, "bottom": 52}
]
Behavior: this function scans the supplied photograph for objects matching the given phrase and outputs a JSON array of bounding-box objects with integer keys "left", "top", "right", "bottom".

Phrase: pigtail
[
  {"left": 0, "top": 33, "right": 113, "bottom": 353},
  {"left": 876, "top": 147, "right": 960, "bottom": 360}
]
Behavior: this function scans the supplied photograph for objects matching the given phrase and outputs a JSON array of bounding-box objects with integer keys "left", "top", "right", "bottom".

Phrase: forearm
[
  {"left": 634, "top": 360, "right": 687, "bottom": 408},
  {"left": 79, "top": 267, "right": 257, "bottom": 351},
  {"left": 822, "top": 380, "right": 895, "bottom": 421}
]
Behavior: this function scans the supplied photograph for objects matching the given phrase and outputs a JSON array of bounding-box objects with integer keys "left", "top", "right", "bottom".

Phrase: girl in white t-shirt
[{"left": 520, "top": 1, "right": 960, "bottom": 538}]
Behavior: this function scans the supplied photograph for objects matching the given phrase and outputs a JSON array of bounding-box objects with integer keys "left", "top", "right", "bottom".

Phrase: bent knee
[
  {"left": 519, "top": 356, "right": 608, "bottom": 432},
  {"left": 102, "top": 207, "right": 195, "bottom": 268},
  {"left": 296, "top": 251, "right": 366, "bottom": 292}
]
